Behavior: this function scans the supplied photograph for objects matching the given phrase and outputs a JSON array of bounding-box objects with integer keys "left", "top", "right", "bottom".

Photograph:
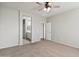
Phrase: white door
[{"left": 45, "top": 22, "right": 51, "bottom": 40}]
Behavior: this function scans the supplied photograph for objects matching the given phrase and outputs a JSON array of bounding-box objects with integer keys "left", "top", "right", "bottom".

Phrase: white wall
[
  {"left": 48, "top": 8, "right": 79, "bottom": 48},
  {"left": 0, "top": 7, "right": 19, "bottom": 49},
  {"left": 19, "top": 10, "right": 45, "bottom": 45},
  {"left": 0, "top": 7, "right": 45, "bottom": 48},
  {"left": 0, "top": 6, "right": 45, "bottom": 48}
]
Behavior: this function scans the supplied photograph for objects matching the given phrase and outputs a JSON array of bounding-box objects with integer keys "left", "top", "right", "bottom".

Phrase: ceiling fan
[{"left": 36, "top": 2, "right": 60, "bottom": 12}]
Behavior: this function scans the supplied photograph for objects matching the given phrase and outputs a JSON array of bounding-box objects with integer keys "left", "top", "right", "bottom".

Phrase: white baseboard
[
  {"left": 52, "top": 40, "right": 79, "bottom": 48},
  {"left": 0, "top": 44, "right": 18, "bottom": 49}
]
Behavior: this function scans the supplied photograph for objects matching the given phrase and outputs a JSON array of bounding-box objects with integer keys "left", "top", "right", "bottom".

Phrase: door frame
[
  {"left": 19, "top": 13, "right": 32, "bottom": 45},
  {"left": 45, "top": 22, "right": 52, "bottom": 40}
]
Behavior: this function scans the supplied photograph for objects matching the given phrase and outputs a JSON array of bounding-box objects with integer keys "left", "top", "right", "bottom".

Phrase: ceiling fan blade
[
  {"left": 53, "top": 5, "right": 60, "bottom": 8},
  {"left": 31, "top": 5, "right": 44, "bottom": 11},
  {"left": 48, "top": 2, "right": 53, "bottom": 6},
  {"left": 36, "top": 2, "right": 42, "bottom": 5},
  {"left": 36, "top": 2, "right": 44, "bottom": 5},
  {"left": 50, "top": 2, "right": 60, "bottom": 8},
  {"left": 38, "top": 7, "right": 44, "bottom": 11}
]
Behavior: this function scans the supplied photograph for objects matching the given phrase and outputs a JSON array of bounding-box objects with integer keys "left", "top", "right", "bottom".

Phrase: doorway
[
  {"left": 45, "top": 22, "right": 52, "bottom": 40},
  {"left": 20, "top": 16, "right": 32, "bottom": 45}
]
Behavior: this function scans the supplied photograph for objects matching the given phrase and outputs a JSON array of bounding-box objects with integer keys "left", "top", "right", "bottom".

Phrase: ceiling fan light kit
[
  {"left": 36, "top": 2, "right": 60, "bottom": 13},
  {"left": 43, "top": 7, "right": 51, "bottom": 12},
  {"left": 43, "top": 2, "right": 52, "bottom": 12}
]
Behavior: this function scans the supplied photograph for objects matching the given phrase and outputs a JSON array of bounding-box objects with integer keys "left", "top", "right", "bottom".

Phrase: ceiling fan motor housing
[{"left": 45, "top": 2, "right": 51, "bottom": 8}]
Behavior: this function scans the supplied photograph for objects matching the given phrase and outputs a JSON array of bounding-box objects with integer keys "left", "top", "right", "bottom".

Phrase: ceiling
[{"left": 0, "top": 2, "right": 79, "bottom": 17}]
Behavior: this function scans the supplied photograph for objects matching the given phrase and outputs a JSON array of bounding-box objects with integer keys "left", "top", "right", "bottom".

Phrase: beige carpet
[{"left": 0, "top": 40, "right": 79, "bottom": 57}]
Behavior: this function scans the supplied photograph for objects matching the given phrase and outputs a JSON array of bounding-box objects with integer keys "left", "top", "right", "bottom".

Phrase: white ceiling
[{"left": 0, "top": 2, "right": 79, "bottom": 17}]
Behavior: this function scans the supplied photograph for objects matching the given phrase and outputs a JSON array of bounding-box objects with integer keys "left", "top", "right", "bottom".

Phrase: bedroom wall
[
  {"left": 20, "top": 10, "right": 45, "bottom": 45},
  {"left": 47, "top": 8, "right": 79, "bottom": 48},
  {"left": 0, "top": 7, "right": 19, "bottom": 49},
  {"left": 0, "top": 6, "right": 45, "bottom": 48},
  {"left": 0, "top": 5, "right": 45, "bottom": 48}
]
